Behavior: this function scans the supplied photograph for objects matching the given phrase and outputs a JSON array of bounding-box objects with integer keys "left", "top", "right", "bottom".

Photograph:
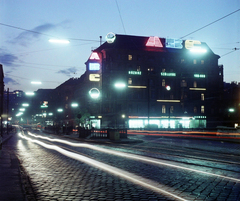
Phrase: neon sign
[
  {"left": 89, "top": 88, "right": 100, "bottom": 99},
  {"left": 161, "top": 72, "right": 176, "bottom": 77},
  {"left": 89, "top": 52, "right": 100, "bottom": 60},
  {"left": 106, "top": 32, "right": 116, "bottom": 43},
  {"left": 128, "top": 71, "right": 141, "bottom": 75},
  {"left": 146, "top": 36, "right": 163, "bottom": 47},
  {"left": 89, "top": 74, "right": 100, "bottom": 81},
  {"left": 185, "top": 40, "right": 201, "bottom": 49},
  {"left": 165, "top": 38, "right": 183, "bottom": 49},
  {"left": 89, "top": 63, "right": 100, "bottom": 71},
  {"left": 194, "top": 74, "right": 205, "bottom": 78}
]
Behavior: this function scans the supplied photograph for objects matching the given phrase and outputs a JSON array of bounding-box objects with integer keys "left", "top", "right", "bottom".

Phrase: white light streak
[
  {"left": 27, "top": 132, "right": 240, "bottom": 183},
  {"left": 20, "top": 132, "right": 189, "bottom": 201}
]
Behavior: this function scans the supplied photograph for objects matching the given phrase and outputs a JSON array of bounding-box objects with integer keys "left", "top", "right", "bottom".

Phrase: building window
[
  {"left": 128, "top": 78, "right": 132, "bottom": 85},
  {"left": 170, "top": 106, "right": 174, "bottom": 113},
  {"left": 181, "top": 80, "right": 187, "bottom": 87},
  {"left": 201, "top": 93, "right": 204, "bottom": 101},
  {"left": 193, "top": 59, "right": 197, "bottom": 64},
  {"left": 201, "top": 105, "right": 205, "bottom": 113},
  {"left": 162, "top": 79, "right": 165, "bottom": 87},
  {"left": 194, "top": 107, "right": 197, "bottom": 113},
  {"left": 162, "top": 105, "right": 166, "bottom": 113},
  {"left": 201, "top": 60, "right": 204, "bottom": 64},
  {"left": 193, "top": 81, "right": 197, "bottom": 88},
  {"left": 128, "top": 54, "right": 133, "bottom": 60}
]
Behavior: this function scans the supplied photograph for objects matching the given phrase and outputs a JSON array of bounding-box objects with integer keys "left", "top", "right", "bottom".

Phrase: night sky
[{"left": 1, "top": 0, "right": 239, "bottom": 92}]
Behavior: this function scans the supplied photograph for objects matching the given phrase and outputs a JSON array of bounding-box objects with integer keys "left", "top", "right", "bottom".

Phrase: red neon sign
[
  {"left": 146, "top": 36, "right": 163, "bottom": 48},
  {"left": 89, "top": 52, "right": 100, "bottom": 60}
]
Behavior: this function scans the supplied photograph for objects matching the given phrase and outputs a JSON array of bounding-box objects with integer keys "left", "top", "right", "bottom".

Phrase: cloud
[
  {"left": 10, "top": 23, "right": 57, "bottom": 46},
  {"left": 57, "top": 67, "right": 77, "bottom": 77},
  {"left": 0, "top": 49, "right": 18, "bottom": 67},
  {"left": 10, "top": 21, "right": 72, "bottom": 47},
  {"left": 4, "top": 77, "right": 19, "bottom": 85}
]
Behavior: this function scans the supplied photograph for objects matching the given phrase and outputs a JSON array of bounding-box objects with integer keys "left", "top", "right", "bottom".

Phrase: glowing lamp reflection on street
[{"left": 89, "top": 88, "right": 100, "bottom": 99}]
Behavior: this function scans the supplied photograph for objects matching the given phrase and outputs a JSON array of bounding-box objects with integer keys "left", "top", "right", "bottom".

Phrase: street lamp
[{"left": 71, "top": 103, "right": 79, "bottom": 108}]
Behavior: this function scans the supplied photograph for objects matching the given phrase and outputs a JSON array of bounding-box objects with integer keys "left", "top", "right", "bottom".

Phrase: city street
[{"left": 2, "top": 128, "right": 240, "bottom": 201}]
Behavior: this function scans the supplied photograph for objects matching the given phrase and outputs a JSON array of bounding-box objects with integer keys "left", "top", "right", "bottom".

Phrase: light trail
[
  {"left": 19, "top": 132, "right": 189, "bottom": 201},
  {"left": 27, "top": 132, "right": 240, "bottom": 183}
]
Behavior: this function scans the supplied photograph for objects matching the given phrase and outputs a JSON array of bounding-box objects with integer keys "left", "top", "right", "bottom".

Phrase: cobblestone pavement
[{"left": 10, "top": 130, "right": 240, "bottom": 200}]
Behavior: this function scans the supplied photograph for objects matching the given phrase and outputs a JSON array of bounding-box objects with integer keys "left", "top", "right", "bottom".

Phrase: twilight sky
[{"left": 1, "top": 0, "right": 239, "bottom": 92}]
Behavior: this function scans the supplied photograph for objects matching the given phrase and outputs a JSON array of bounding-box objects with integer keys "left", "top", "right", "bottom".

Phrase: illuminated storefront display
[
  {"left": 128, "top": 71, "right": 141, "bottom": 75},
  {"left": 128, "top": 116, "right": 206, "bottom": 129},
  {"left": 146, "top": 36, "right": 163, "bottom": 47},
  {"left": 165, "top": 38, "right": 183, "bottom": 49},
  {"left": 89, "top": 63, "right": 100, "bottom": 71},
  {"left": 161, "top": 72, "right": 176, "bottom": 76},
  {"left": 89, "top": 74, "right": 100, "bottom": 81}
]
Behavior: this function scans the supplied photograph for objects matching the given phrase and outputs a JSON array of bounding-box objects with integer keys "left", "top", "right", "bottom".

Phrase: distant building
[
  {"left": 0, "top": 64, "right": 4, "bottom": 135},
  {"left": 82, "top": 34, "right": 223, "bottom": 129},
  {"left": 222, "top": 82, "right": 240, "bottom": 127}
]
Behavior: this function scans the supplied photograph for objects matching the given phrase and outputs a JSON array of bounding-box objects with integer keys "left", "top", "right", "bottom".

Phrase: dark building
[
  {"left": 222, "top": 82, "right": 240, "bottom": 127},
  {"left": 82, "top": 33, "right": 223, "bottom": 129}
]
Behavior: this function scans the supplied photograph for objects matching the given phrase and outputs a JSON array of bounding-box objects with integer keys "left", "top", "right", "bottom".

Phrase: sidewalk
[{"left": 0, "top": 133, "right": 27, "bottom": 201}]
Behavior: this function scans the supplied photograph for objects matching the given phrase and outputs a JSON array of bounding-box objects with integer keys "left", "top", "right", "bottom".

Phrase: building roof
[{"left": 94, "top": 34, "right": 217, "bottom": 56}]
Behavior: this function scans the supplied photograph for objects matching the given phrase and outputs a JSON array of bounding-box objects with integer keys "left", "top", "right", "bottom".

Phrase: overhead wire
[
  {"left": 115, "top": 0, "right": 126, "bottom": 34},
  {"left": 0, "top": 22, "right": 100, "bottom": 42},
  {"left": 180, "top": 9, "right": 240, "bottom": 39}
]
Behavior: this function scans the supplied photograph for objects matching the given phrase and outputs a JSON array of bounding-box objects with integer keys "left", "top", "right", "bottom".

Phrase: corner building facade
[{"left": 85, "top": 34, "right": 223, "bottom": 129}]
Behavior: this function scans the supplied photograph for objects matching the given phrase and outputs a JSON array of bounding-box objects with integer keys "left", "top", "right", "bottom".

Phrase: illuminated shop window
[
  {"left": 162, "top": 105, "right": 166, "bottom": 113},
  {"left": 201, "top": 93, "right": 204, "bottom": 101},
  {"left": 162, "top": 79, "right": 165, "bottom": 87},
  {"left": 128, "top": 78, "right": 132, "bottom": 85},
  {"left": 193, "top": 59, "right": 197, "bottom": 64},
  {"left": 128, "top": 55, "right": 132, "bottom": 60},
  {"left": 181, "top": 80, "right": 187, "bottom": 87},
  {"left": 201, "top": 106, "right": 205, "bottom": 113},
  {"left": 170, "top": 106, "right": 174, "bottom": 113}
]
